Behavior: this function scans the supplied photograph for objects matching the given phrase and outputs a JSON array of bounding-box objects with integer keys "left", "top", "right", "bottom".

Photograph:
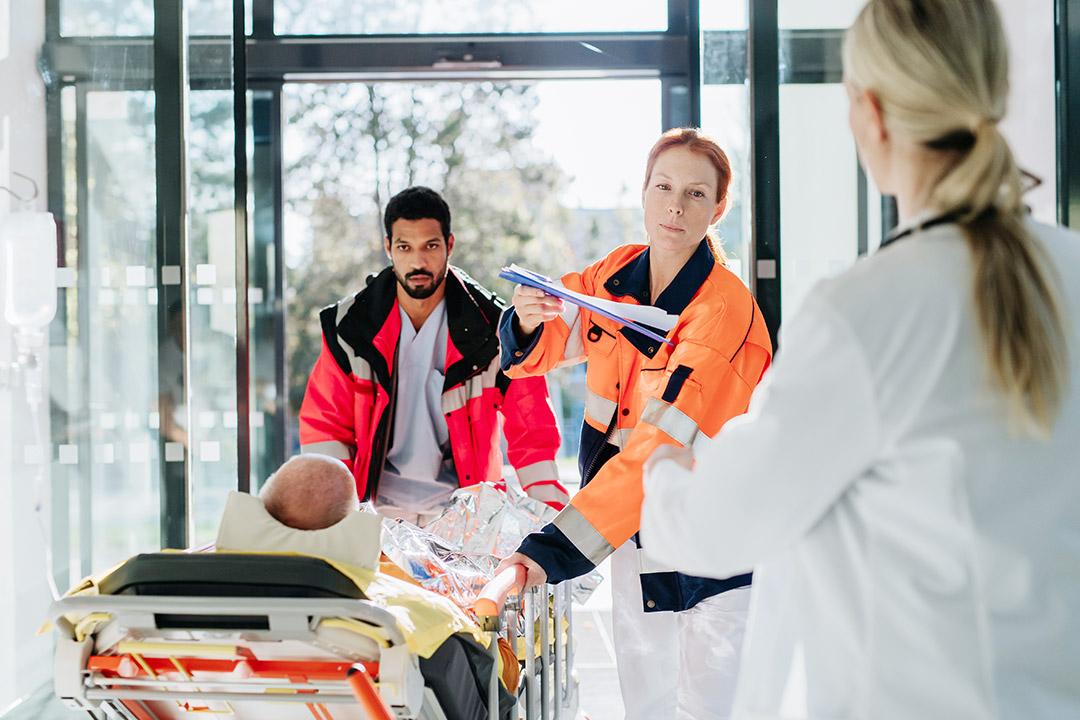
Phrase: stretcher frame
[
  {"left": 49, "top": 564, "right": 578, "bottom": 720},
  {"left": 474, "top": 568, "right": 579, "bottom": 720}
]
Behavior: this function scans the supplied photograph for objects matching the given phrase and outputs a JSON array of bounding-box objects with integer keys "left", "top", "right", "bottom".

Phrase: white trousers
[
  {"left": 375, "top": 504, "right": 443, "bottom": 528},
  {"left": 610, "top": 542, "right": 750, "bottom": 720}
]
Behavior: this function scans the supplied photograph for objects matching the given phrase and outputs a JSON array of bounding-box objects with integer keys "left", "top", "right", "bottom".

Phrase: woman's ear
[
  {"left": 865, "top": 89, "right": 888, "bottom": 143},
  {"left": 711, "top": 196, "right": 729, "bottom": 225}
]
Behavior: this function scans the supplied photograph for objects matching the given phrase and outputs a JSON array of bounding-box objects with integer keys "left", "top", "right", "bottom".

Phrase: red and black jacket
[{"left": 299, "top": 266, "right": 568, "bottom": 509}]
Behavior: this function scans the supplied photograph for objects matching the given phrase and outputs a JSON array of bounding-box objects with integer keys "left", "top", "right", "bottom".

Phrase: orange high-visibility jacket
[
  {"left": 499, "top": 239, "right": 772, "bottom": 611},
  {"left": 300, "top": 266, "right": 568, "bottom": 510}
]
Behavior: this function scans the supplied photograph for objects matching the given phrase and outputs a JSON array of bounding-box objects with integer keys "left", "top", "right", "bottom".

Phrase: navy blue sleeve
[
  {"left": 498, "top": 307, "right": 545, "bottom": 371},
  {"left": 517, "top": 524, "right": 595, "bottom": 585}
]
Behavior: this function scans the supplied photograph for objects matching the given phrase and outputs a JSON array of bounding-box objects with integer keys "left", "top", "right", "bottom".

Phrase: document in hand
[{"left": 499, "top": 264, "right": 677, "bottom": 346}]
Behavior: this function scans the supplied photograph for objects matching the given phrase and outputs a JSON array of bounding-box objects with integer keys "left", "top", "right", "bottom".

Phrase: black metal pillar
[
  {"left": 73, "top": 86, "right": 93, "bottom": 577},
  {"left": 249, "top": 87, "right": 287, "bottom": 487},
  {"left": 154, "top": 0, "right": 191, "bottom": 549},
  {"left": 749, "top": 0, "right": 781, "bottom": 348},
  {"left": 662, "top": 0, "right": 699, "bottom": 130},
  {"left": 252, "top": 0, "right": 274, "bottom": 39},
  {"left": 234, "top": 0, "right": 251, "bottom": 493},
  {"left": 1058, "top": 0, "right": 1080, "bottom": 228}
]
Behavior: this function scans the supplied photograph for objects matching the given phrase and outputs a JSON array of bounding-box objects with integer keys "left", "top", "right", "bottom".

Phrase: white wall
[{"left": 0, "top": 0, "right": 53, "bottom": 712}]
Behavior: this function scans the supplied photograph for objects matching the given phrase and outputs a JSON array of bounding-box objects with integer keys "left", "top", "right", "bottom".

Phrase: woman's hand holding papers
[{"left": 512, "top": 285, "right": 565, "bottom": 336}]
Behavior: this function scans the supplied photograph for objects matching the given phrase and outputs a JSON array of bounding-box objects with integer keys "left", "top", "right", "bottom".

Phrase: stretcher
[{"left": 49, "top": 552, "right": 578, "bottom": 720}]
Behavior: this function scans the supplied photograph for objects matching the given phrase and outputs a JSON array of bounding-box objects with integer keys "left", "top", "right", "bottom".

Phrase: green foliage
[{"left": 283, "top": 82, "right": 576, "bottom": 418}]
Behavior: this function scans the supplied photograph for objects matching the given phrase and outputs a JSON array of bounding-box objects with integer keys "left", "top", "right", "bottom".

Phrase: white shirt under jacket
[{"left": 641, "top": 218, "right": 1080, "bottom": 719}]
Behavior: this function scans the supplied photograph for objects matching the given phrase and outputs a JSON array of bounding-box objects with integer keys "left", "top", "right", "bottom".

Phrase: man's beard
[{"left": 395, "top": 265, "right": 447, "bottom": 299}]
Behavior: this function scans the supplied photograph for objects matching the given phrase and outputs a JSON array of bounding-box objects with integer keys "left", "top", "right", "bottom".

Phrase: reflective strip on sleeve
[
  {"left": 613, "top": 427, "right": 634, "bottom": 450},
  {"left": 639, "top": 397, "right": 701, "bottom": 446},
  {"left": 552, "top": 504, "right": 614, "bottom": 566},
  {"left": 442, "top": 386, "right": 468, "bottom": 414},
  {"left": 555, "top": 305, "right": 585, "bottom": 368},
  {"left": 584, "top": 390, "right": 618, "bottom": 425},
  {"left": 442, "top": 358, "right": 501, "bottom": 414},
  {"left": 516, "top": 460, "right": 560, "bottom": 487},
  {"left": 300, "top": 440, "right": 355, "bottom": 461},
  {"left": 522, "top": 481, "right": 570, "bottom": 507}
]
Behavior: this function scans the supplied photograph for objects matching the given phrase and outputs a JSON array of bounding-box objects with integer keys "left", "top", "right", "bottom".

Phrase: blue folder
[{"left": 499, "top": 265, "right": 674, "bottom": 347}]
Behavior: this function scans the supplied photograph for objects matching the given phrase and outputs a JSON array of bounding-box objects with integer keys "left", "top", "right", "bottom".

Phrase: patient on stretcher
[
  {"left": 260, "top": 453, "right": 360, "bottom": 530},
  {"left": 220, "top": 454, "right": 518, "bottom": 719}
]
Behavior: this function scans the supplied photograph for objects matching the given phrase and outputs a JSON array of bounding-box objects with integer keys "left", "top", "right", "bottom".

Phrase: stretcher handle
[
  {"left": 473, "top": 563, "right": 528, "bottom": 617},
  {"left": 346, "top": 664, "right": 393, "bottom": 720}
]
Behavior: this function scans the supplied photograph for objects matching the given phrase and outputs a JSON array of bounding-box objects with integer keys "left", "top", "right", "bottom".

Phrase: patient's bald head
[{"left": 260, "top": 454, "right": 358, "bottom": 530}]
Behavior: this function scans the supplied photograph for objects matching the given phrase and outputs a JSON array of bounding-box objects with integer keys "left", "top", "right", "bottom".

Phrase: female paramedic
[
  {"left": 497, "top": 128, "right": 773, "bottom": 719},
  {"left": 641, "top": 1, "right": 1080, "bottom": 718}
]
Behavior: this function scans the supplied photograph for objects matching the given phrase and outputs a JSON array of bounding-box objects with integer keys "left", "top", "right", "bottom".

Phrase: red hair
[{"left": 643, "top": 128, "right": 733, "bottom": 263}]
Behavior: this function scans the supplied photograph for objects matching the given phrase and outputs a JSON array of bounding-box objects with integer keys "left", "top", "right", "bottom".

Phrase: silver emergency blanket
[{"left": 377, "top": 482, "right": 603, "bottom": 606}]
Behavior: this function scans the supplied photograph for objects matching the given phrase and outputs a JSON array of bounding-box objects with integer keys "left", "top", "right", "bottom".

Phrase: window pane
[
  {"left": 84, "top": 90, "right": 162, "bottom": 568},
  {"left": 276, "top": 0, "right": 666, "bottom": 35},
  {"left": 61, "top": 0, "right": 152, "bottom": 36},
  {"left": 281, "top": 79, "right": 660, "bottom": 466},
  {"left": 701, "top": 84, "right": 753, "bottom": 285},
  {"left": 702, "top": 3, "right": 746, "bottom": 31},
  {"left": 61, "top": 0, "right": 251, "bottom": 36},
  {"left": 188, "top": 90, "right": 240, "bottom": 545},
  {"left": 777, "top": 1, "right": 880, "bottom": 322},
  {"left": 701, "top": 5, "right": 751, "bottom": 285},
  {"left": 779, "top": 1, "right": 862, "bottom": 29},
  {"left": 999, "top": 0, "right": 1056, "bottom": 223},
  {"left": 779, "top": 84, "right": 862, "bottom": 320}
]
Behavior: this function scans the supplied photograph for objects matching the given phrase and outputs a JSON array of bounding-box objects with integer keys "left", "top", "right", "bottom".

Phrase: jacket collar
[
  {"left": 603, "top": 239, "right": 715, "bottom": 357},
  {"left": 337, "top": 265, "right": 501, "bottom": 390}
]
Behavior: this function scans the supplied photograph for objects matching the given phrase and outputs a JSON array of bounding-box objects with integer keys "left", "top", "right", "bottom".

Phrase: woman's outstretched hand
[
  {"left": 495, "top": 551, "right": 548, "bottom": 590},
  {"left": 511, "top": 285, "right": 565, "bottom": 336}
]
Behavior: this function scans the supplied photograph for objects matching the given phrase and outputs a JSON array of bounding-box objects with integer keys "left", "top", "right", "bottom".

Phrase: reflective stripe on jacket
[
  {"left": 299, "top": 266, "right": 567, "bottom": 509},
  {"left": 500, "top": 239, "right": 772, "bottom": 611}
]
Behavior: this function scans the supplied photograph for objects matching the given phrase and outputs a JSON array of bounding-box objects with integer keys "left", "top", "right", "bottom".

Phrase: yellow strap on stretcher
[
  {"left": 73, "top": 613, "right": 112, "bottom": 643},
  {"left": 317, "top": 618, "right": 392, "bottom": 648}
]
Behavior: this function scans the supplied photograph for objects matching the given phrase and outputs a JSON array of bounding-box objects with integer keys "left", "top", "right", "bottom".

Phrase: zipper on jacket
[
  {"left": 581, "top": 322, "right": 621, "bottom": 485},
  {"left": 581, "top": 407, "right": 618, "bottom": 486},
  {"left": 365, "top": 340, "right": 400, "bottom": 502}
]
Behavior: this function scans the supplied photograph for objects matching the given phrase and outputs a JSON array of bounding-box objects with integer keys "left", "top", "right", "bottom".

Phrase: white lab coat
[{"left": 641, "top": 218, "right": 1080, "bottom": 719}]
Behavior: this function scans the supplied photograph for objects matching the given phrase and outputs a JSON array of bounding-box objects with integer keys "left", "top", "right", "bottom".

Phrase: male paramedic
[{"left": 299, "top": 186, "right": 567, "bottom": 525}]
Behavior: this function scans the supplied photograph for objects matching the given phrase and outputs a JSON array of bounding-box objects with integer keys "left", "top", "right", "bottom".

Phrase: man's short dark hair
[{"left": 383, "top": 186, "right": 451, "bottom": 240}]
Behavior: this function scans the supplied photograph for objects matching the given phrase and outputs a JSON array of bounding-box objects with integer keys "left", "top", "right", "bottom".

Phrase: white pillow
[{"left": 215, "top": 491, "right": 382, "bottom": 571}]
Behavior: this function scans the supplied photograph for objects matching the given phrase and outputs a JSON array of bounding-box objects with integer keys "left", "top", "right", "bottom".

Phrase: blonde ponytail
[{"left": 846, "top": 0, "right": 1068, "bottom": 435}]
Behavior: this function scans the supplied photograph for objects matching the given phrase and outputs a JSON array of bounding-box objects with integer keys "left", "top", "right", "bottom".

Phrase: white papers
[{"left": 504, "top": 263, "right": 678, "bottom": 332}]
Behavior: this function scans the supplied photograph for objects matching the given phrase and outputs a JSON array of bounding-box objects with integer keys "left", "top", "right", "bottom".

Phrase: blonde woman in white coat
[{"left": 640, "top": 1, "right": 1080, "bottom": 718}]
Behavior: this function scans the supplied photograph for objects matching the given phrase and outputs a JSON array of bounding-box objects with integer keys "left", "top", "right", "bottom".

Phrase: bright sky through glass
[{"left": 531, "top": 80, "right": 661, "bottom": 209}]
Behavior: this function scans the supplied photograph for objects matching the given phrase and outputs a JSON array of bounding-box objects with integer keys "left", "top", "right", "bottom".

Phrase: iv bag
[{"left": 2, "top": 212, "right": 57, "bottom": 329}]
